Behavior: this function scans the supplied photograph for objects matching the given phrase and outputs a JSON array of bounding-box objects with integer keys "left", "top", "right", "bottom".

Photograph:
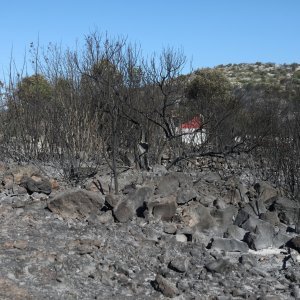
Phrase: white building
[{"left": 177, "top": 116, "right": 207, "bottom": 145}]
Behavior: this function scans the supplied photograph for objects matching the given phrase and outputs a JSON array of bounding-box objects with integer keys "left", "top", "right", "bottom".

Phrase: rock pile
[{"left": 0, "top": 162, "right": 300, "bottom": 299}]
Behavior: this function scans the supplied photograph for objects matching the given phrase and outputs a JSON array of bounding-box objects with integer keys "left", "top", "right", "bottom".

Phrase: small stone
[
  {"left": 13, "top": 240, "right": 28, "bottom": 250},
  {"left": 168, "top": 257, "right": 189, "bottom": 273},
  {"left": 154, "top": 274, "right": 180, "bottom": 298},
  {"left": 175, "top": 234, "right": 187, "bottom": 243},
  {"left": 205, "top": 258, "right": 232, "bottom": 274},
  {"left": 163, "top": 223, "right": 177, "bottom": 234}
]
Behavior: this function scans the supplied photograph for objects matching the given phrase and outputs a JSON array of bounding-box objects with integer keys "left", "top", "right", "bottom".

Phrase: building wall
[{"left": 179, "top": 128, "right": 207, "bottom": 145}]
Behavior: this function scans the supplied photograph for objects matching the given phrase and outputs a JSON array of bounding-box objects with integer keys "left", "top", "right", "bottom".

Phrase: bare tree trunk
[{"left": 111, "top": 115, "right": 119, "bottom": 194}]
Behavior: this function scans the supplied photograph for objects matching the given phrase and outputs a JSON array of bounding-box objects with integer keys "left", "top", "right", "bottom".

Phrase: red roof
[{"left": 180, "top": 116, "right": 202, "bottom": 129}]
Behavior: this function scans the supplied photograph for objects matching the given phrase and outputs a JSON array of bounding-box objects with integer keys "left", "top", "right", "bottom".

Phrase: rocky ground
[{"left": 0, "top": 159, "right": 300, "bottom": 299}]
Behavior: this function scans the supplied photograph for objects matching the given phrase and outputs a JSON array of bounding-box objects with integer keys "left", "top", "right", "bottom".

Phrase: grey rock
[
  {"left": 254, "top": 221, "right": 275, "bottom": 248},
  {"left": 197, "top": 192, "right": 217, "bottom": 206},
  {"left": 147, "top": 195, "right": 177, "bottom": 221},
  {"left": 164, "top": 223, "right": 177, "bottom": 234},
  {"left": 113, "top": 199, "right": 135, "bottom": 222},
  {"left": 87, "top": 211, "right": 112, "bottom": 225},
  {"left": 241, "top": 216, "right": 274, "bottom": 236},
  {"left": 243, "top": 220, "right": 275, "bottom": 250},
  {"left": 269, "top": 196, "right": 300, "bottom": 226},
  {"left": 105, "top": 194, "right": 120, "bottom": 208},
  {"left": 254, "top": 181, "right": 278, "bottom": 203},
  {"left": 231, "top": 288, "right": 248, "bottom": 298},
  {"left": 128, "top": 186, "right": 153, "bottom": 210},
  {"left": 156, "top": 175, "right": 179, "bottom": 197},
  {"left": 273, "top": 231, "right": 291, "bottom": 248},
  {"left": 258, "top": 295, "right": 281, "bottom": 300},
  {"left": 212, "top": 206, "right": 238, "bottom": 227},
  {"left": 142, "top": 227, "right": 160, "bottom": 241},
  {"left": 292, "top": 285, "right": 300, "bottom": 299},
  {"left": 234, "top": 209, "right": 250, "bottom": 227},
  {"left": 241, "top": 215, "right": 264, "bottom": 232},
  {"left": 259, "top": 210, "right": 280, "bottom": 226},
  {"left": 239, "top": 253, "right": 257, "bottom": 268},
  {"left": 154, "top": 274, "right": 180, "bottom": 298},
  {"left": 286, "top": 270, "right": 300, "bottom": 283},
  {"left": 47, "top": 189, "right": 104, "bottom": 219},
  {"left": 224, "top": 224, "right": 247, "bottom": 240},
  {"left": 168, "top": 257, "right": 189, "bottom": 273},
  {"left": 202, "top": 171, "right": 221, "bottom": 184},
  {"left": 0, "top": 277, "right": 31, "bottom": 300},
  {"left": 175, "top": 234, "right": 188, "bottom": 243},
  {"left": 182, "top": 202, "right": 216, "bottom": 232},
  {"left": 213, "top": 198, "right": 227, "bottom": 209},
  {"left": 237, "top": 181, "right": 250, "bottom": 203},
  {"left": 250, "top": 267, "right": 269, "bottom": 278},
  {"left": 286, "top": 236, "right": 300, "bottom": 253},
  {"left": 243, "top": 200, "right": 267, "bottom": 217},
  {"left": 176, "top": 188, "right": 198, "bottom": 204},
  {"left": 205, "top": 258, "right": 233, "bottom": 273},
  {"left": 121, "top": 183, "right": 136, "bottom": 195},
  {"left": 12, "top": 184, "right": 28, "bottom": 195},
  {"left": 20, "top": 176, "right": 52, "bottom": 195},
  {"left": 156, "top": 172, "right": 191, "bottom": 196},
  {"left": 152, "top": 165, "right": 168, "bottom": 176},
  {"left": 207, "top": 237, "right": 249, "bottom": 252},
  {"left": 243, "top": 233, "right": 259, "bottom": 251}
]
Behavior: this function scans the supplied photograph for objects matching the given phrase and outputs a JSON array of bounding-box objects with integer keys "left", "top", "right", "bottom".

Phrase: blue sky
[{"left": 0, "top": 0, "right": 299, "bottom": 80}]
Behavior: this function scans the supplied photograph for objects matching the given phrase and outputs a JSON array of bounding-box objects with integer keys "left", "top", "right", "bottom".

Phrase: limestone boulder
[
  {"left": 243, "top": 200, "right": 267, "bottom": 217},
  {"left": 207, "top": 237, "right": 249, "bottom": 253},
  {"left": 273, "top": 232, "right": 291, "bottom": 248},
  {"left": 176, "top": 187, "right": 198, "bottom": 204},
  {"left": 205, "top": 258, "right": 233, "bottom": 274},
  {"left": 47, "top": 189, "right": 105, "bottom": 219},
  {"left": 268, "top": 196, "right": 300, "bottom": 226},
  {"left": 182, "top": 202, "right": 216, "bottom": 232},
  {"left": 128, "top": 186, "right": 153, "bottom": 211},
  {"left": 259, "top": 210, "right": 280, "bottom": 226},
  {"left": 156, "top": 172, "right": 192, "bottom": 196},
  {"left": 224, "top": 224, "right": 247, "bottom": 240},
  {"left": 113, "top": 186, "right": 153, "bottom": 222},
  {"left": 147, "top": 195, "right": 177, "bottom": 221},
  {"left": 113, "top": 199, "right": 135, "bottom": 223},
  {"left": 243, "top": 221, "right": 275, "bottom": 250},
  {"left": 254, "top": 181, "right": 278, "bottom": 203},
  {"left": 20, "top": 176, "right": 52, "bottom": 195},
  {"left": 211, "top": 206, "right": 238, "bottom": 228},
  {"left": 8, "top": 164, "right": 41, "bottom": 185}
]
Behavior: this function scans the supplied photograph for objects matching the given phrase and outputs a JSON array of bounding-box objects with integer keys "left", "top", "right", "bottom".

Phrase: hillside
[{"left": 211, "top": 62, "right": 300, "bottom": 90}]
